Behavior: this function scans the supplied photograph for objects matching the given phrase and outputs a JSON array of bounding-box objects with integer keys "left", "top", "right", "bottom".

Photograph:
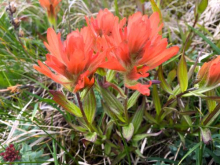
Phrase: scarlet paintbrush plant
[
  {"left": 34, "top": 8, "right": 182, "bottom": 160},
  {"left": 34, "top": 27, "right": 104, "bottom": 93},
  {"left": 87, "top": 10, "right": 179, "bottom": 95},
  {"left": 197, "top": 55, "right": 220, "bottom": 87},
  {"left": 39, "top": 0, "right": 61, "bottom": 27}
]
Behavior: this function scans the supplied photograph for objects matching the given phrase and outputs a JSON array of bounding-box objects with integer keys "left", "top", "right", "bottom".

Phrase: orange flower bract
[
  {"left": 91, "top": 10, "right": 179, "bottom": 95},
  {"left": 39, "top": 0, "right": 61, "bottom": 19},
  {"left": 34, "top": 28, "right": 104, "bottom": 92},
  {"left": 197, "top": 56, "right": 220, "bottom": 87},
  {"left": 35, "top": 9, "right": 180, "bottom": 96}
]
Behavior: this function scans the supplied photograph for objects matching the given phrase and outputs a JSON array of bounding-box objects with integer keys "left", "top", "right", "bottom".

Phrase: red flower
[
  {"left": 39, "top": 0, "right": 61, "bottom": 19},
  {"left": 34, "top": 27, "right": 104, "bottom": 92},
  {"left": 197, "top": 55, "right": 220, "bottom": 87},
  {"left": 97, "top": 11, "right": 179, "bottom": 95}
]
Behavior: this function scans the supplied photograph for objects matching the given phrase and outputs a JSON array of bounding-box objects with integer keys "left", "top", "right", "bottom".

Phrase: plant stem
[
  {"left": 124, "top": 87, "right": 129, "bottom": 123},
  {"left": 76, "top": 92, "right": 92, "bottom": 131}
]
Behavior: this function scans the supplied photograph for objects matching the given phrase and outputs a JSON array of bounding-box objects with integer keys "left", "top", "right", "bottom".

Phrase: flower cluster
[
  {"left": 34, "top": 9, "right": 179, "bottom": 95},
  {"left": 0, "top": 144, "right": 21, "bottom": 162}
]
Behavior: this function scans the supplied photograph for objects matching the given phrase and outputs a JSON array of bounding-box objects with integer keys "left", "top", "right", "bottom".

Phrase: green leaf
[
  {"left": 198, "top": 0, "right": 208, "bottom": 14},
  {"left": 132, "top": 130, "right": 162, "bottom": 141},
  {"left": 70, "top": 124, "right": 88, "bottom": 132},
  {"left": 84, "top": 132, "right": 97, "bottom": 142},
  {"left": 132, "top": 102, "right": 145, "bottom": 134},
  {"left": 206, "top": 90, "right": 216, "bottom": 112},
  {"left": 103, "top": 82, "right": 126, "bottom": 98},
  {"left": 122, "top": 123, "right": 134, "bottom": 141},
  {"left": 178, "top": 143, "right": 201, "bottom": 165},
  {"left": 114, "top": 0, "right": 119, "bottom": 18},
  {"left": 188, "top": 25, "right": 220, "bottom": 54},
  {"left": 177, "top": 55, "right": 188, "bottom": 92},
  {"left": 96, "top": 68, "right": 106, "bottom": 76},
  {"left": 147, "top": 157, "right": 178, "bottom": 164},
  {"left": 152, "top": 84, "right": 162, "bottom": 116},
  {"left": 112, "top": 151, "right": 127, "bottom": 165},
  {"left": 83, "top": 88, "right": 96, "bottom": 123},
  {"left": 100, "top": 86, "right": 124, "bottom": 113},
  {"left": 50, "top": 91, "right": 82, "bottom": 117},
  {"left": 31, "top": 103, "right": 39, "bottom": 121},
  {"left": 167, "top": 69, "right": 176, "bottom": 84},
  {"left": 183, "top": 85, "right": 220, "bottom": 97},
  {"left": 158, "top": 66, "right": 173, "bottom": 94},
  {"left": 160, "top": 107, "right": 177, "bottom": 121},
  {"left": 106, "top": 70, "right": 116, "bottom": 82},
  {"left": 202, "top": 103, "right": 220, "bottom": 126},
  {"left": 182, "top": 113, "right": 193, "bottom": 127},
  {"left": 127, "top": 91, "right": 140, "bottom": 109},
  {"left": 104, "top": 143, "right": 111, "bottom": 155},
  {"left": 145, "top": 111, "right": 158, "bottom": 124},
  {"left": 150, "top": 0, "right": 162, "bottom": 25},
  {"left": 102, "top": 101, "right": 125, "bottom": 122}
]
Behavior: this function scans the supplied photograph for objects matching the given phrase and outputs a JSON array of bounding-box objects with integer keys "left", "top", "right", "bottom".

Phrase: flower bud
[
  {"left": 13, "top": 18, "right": 20, "bottom": 28},
  {"left": 197, "top": 55, "right": 220, "bottom": 87},
  {"left": 10, "top": 3, "right": 17, "bottom": 13}
]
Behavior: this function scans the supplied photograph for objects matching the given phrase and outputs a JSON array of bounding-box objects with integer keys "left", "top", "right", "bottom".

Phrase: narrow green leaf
[
  {"left": 96, "top": 68, "right": 106, "bottom": 76},
  {"left": 83, "top": 88, "right": 96, "bottom": 123},
  {"left": 104, "top": 143, "right": 111, "bottom": 155},
  {"left": 188, "top": 25, "right": 220, "bottom": 54},
  {"left": 31, "top": 103, "right": 39, "bottom": 121},
  {"left": 106, "top": 70, "right": 116, "bottom": 82},
  {"left": 145, "top": 111, "right": 158, "bottom": 124},
  {"left": 112, "top": 151, "right": 127, "bottom": 165},
  {"left": 52, "top": 139, "right": 59, "bottom": 165},
  {"left": 102, "top": 101, "right": 125, "bottom": 122},
  {"left": 177, "top": 55, "right": 188, "bottom": 92},
  {"left": 203, "top": 103, "right": 220, "bottom": 126},
  {"left": 132, "top": 130, "right": 162, "bottom": 141},
  {"left": 132, "top": 102, "right": 145, "bottom": 134},
  {"left": 160, "top": 107, "right": 177, "bottom": 121},
  {"left": 122, "top": 123, "right": 134, "bottom": 141},
  {"left": 206, "top": 90, "right": 216, "bottom": 112},
  {"left": 147, "top": 157, "right": 178, "bottom": 164},
  {"left": 150, "top": 0, "right": 162, "bottom": 25},
  {"left": 50, "top": 91, "right": 82, "bottom": 117},
  {"left": 70, "top": 124, "right": 88, "bottom": 132},
  {"left": 183, "top": 85, "right": 220, "bottom": 97},
  {"left": 183, "top": 113, "right": 193, "bottom": 127},
  {"left": 114, "top": 0, "right": 119, "bottom": 18},
  {"left": 158, "top": 66, "right": 173, "bottom": 94},
  {"left": 127, "top": 91, "right": 140, "bottom": 109},
  {"left": 100, "top": 87, "right": 124, "bottom": 113},
  {"left": 103, "top": 82, "right": 126, "bottom": 98},
  {"left": 167, "top": 69, "right": 176, "bottom": 84},
  {"left": 178, "top": 143, "right": 201, "bottom": 165},
  {"left": 152, "top": 84, "right": 162, "bottom": 116}
]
